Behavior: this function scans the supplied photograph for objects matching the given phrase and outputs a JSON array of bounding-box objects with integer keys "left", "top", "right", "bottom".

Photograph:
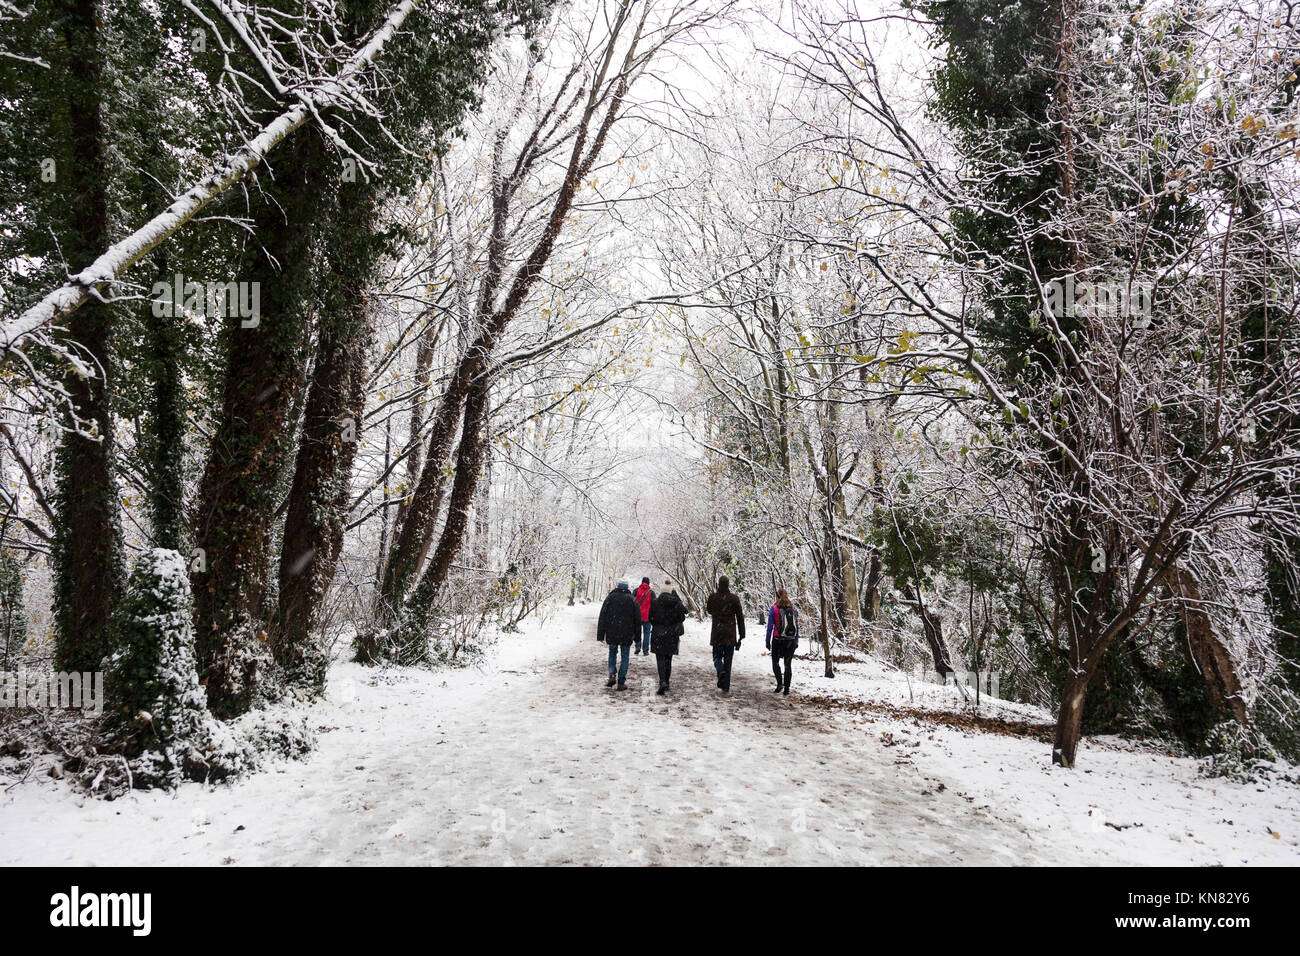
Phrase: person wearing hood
[
  {"left": 648, "top": 579, "right": 687, "bottom": 694},
  {"left": 633, "top": 576, "right": 654, "bottom": 655},
  {"left": 705, "top": 575, "right": 745, "bottom": 692},
  {"left": 597, "top": 580, "right": 640, "bottom": 690}
]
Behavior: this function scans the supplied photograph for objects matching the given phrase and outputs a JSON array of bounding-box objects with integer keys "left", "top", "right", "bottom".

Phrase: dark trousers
[
  {"left": 607, "top": 642, "right": 630, "bottom": 683},
  {"left": 771, "top": 637, "right": 796, "bottom": 690},
  {"left": 655, "top": 653, "right": 673, "bottom": 686},
  {"left": 712, "top": 645, "right": 735, "bottom": 689}
]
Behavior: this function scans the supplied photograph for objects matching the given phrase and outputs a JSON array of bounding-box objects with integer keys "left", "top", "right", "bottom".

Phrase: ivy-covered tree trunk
[
  {"left": 143, "top": 248, "right": 186, "bottom": 553},
  {"left": 0, "top": 542, "right": 26, "bottom": 671},
  {"left": 51, "top": 0, "right": 124, "bottom": 673},
  {"left": 405, "top": 375, "right": 493, "bottom": 613},
  {"left": 273, "top": 189, "right": 378, "bottom": 689},
  {"left": 191, "top": 126, "right": 331, "bottom": 716},
  {"left": 377, "top": 366, "right": 476, "bottom": 614}
]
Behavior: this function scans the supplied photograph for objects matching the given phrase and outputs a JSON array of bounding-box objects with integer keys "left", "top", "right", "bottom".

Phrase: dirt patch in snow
[{"left": 800, "top": 693, "right": 1057, "bottom": 741}]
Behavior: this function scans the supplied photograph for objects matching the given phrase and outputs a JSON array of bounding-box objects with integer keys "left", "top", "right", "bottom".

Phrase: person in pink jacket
[{"left": 765, "top": 588, "right": 800, "bottom": 695}]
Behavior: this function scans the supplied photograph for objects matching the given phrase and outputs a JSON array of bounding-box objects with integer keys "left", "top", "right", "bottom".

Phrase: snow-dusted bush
[
  {"left": 1198, "top": 721, "right": 1284, "bottom": 784},
  {"left": 228, "top": 700, "right": 316, "bottom": 766},
  {"left": 371, "top": 572, "right": 498, "bottom": 669},
  {"left": 431, "top": 573, "right": 499, "bottom": 666},
  {"left": 101, "top": 549, "right": 310, "bottom": 790},
  {"left": 206, "top": 616, "right": 275, "bottom": 718},
  {"left": 104, "top": 548, "right": 235, "bottom": 785}
]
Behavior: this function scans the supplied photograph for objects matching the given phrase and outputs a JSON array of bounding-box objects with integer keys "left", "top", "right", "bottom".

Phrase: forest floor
[{"left": 2, "top": 604, "right": 1298, "bottom": 865}]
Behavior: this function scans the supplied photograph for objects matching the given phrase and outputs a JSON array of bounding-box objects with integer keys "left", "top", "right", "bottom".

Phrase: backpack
[{"left": 773, "top": 605, "right": 797, "bottom": 639}]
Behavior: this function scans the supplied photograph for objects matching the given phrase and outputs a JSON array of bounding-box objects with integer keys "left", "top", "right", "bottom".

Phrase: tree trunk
[
  {"left": 51, "top": 0, "right": 124, "bottom": 673},
  {"left": 1168, "top": 565, "right": 1249, "bottom": 725},
  {"left": 414, "top": 376, "right": 492, "bottom": 603},
  {"left": 914, "top": 587, "right": 953, "bottom": 677},
  {"left": 391, "top": 321, "right": 438, "bottom": 535},
  {"left": 815, "top": 554, "right": 834, "bottom": 678},
  {"left": 191, "top": 126, "right": 330, "bottom": 716},
  {"left": 374, "top": 417, "right": 393, "bottom": 591},
  {"left": 473, "top": 444, "right": 493, "bottom": 562},
  {"left": 143, "top": 249, "right": 185, "bottom": 553},
  {"left": 377, "top": 377, "right": 470, "bottom": 611},
  {"left": 273, "top": 189, "right": 377, "bottom": 689},
  {"left": 862, "top": 551, "right": 883, "bottom": 622},
  {"left": 832, "top": 490, "right": 860, "bottom": 636},
  {"left": 1053, "top": 667, "right": 1091, "bottom": 767}
]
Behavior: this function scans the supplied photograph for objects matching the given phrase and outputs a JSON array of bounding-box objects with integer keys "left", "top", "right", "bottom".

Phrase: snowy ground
[{"left": 2, "top": 604, "right": 1297, "bottom": 865}]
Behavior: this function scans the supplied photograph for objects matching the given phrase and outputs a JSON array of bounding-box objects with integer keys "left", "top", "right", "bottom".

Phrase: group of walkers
[{"left": 596, "top": 575, "right": 801, "bottom": 696}]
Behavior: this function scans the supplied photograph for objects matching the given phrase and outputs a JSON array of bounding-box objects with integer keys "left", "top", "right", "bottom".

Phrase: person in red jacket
[{"left": 633, "top": 577, "right": 654, "bottom": 654}]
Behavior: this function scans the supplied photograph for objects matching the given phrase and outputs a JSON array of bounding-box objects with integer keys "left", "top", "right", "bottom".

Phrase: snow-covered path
[{"left": 3, "top": 605, "right": 1296, "bottom": 865}]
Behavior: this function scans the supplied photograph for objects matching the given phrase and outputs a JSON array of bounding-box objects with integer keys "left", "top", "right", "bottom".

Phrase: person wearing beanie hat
[
  {"left": 705, "top": 575, "right": 745, "bottom": 692},
  {"left": 633, "top": 576, "right": 654, "bottom": 655},
  {"left": 597, "top": 580, "right": 639, "bottom": 689}
]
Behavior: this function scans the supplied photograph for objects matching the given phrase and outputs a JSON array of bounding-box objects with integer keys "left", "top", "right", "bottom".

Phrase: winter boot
[
  {"left": 782, "top": 683, "right": 790, "bottom": 695},
  {"left": 616, "top": 681, "right": 627, "bottom": 691},
  {"left": 606, "top": 675, "right": 616, "bottom": 687},
  {"left": 656, "top": 684, "right": 667, "bottom": 696}
]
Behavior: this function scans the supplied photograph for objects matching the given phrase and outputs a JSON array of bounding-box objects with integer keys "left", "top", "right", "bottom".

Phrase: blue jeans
[
  {"left": 637, "top": 621, "right": 652, "bottom": 652},
  {"left": 607, "top": 643, "right": 630, "bottom": 683},
  {"left": 713, "top": 645, "right": 735, "bottom": 688}
]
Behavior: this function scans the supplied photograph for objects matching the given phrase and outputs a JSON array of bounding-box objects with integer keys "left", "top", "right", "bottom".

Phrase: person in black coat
[
  {"left": 597, "top": 580, "right": 640, "bottom": 690},
  {"left": 705, "top": 576, "right": 745, "bottom": 692},
  {"left": 648, "top": 580, "right": 687, "bottom": 695}
]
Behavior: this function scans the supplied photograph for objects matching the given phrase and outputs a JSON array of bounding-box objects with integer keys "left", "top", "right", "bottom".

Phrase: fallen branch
[{"left": 1, "top": 0, "right": 423, "bottom": 356}]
